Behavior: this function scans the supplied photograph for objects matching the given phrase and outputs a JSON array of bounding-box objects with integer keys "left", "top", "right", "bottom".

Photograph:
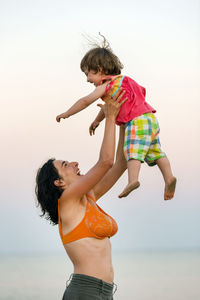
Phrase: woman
[{"left": 35, "top": 89, "right": 127, "bottom": 299}]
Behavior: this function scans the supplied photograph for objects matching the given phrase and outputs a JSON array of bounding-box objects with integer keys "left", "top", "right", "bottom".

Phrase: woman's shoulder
[
  {"left": 60, "top": 188, "right": 96, "bottom": 207},
  {"left": 59, "top": 188, "right": 81, "bottom": 209},
  {"left": 59, "top": 192, "right": 87, "bottom": 221}
]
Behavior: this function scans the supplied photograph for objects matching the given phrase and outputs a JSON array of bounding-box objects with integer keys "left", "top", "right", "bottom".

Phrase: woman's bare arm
[
  {"left": 61, "top": 90, "right": 126, "bottom": 201},
  {"left": 93, "top": 125, "right": 127, "bottom": 200}
]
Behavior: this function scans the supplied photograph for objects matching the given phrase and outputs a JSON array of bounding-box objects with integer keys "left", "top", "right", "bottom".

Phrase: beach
[{"left": 1, "top": 249, "right": 199, "bottom": 300}]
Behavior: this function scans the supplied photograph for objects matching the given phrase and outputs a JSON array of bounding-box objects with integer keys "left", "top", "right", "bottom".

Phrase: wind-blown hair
[
  {"left": 80, "top": 33, "right": 123, "bottom": 75},
  {"left": 35, "top": 159, "right": 63, "bottom": 225}
]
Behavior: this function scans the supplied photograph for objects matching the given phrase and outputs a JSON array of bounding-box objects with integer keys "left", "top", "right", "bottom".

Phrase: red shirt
[{"left": 101, "top": 75, "right": 156, "bottom": 125}]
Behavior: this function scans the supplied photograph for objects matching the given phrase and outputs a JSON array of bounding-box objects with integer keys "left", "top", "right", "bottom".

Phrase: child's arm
[
  {"left": 56, "top": 83, "right": 107, "bottom": 122},
  {"left": 89, "top": 108, "right": 105, "bottom": 135}
]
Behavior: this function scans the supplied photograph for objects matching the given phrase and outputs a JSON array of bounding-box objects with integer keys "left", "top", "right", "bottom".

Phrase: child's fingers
[
  {"left": 89, "top": 125, "right": 93, "bottom": 135},
  {"left": 89, "top": 124, "right": 95, "bottom": 136},
  {"left": 97, "top": 103, "right": 104, "bottom": 109}
]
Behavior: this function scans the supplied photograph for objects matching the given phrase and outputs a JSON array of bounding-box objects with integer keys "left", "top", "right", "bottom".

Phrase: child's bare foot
[
  {"left": 164, "top": 177, "right": 177, "bottom": 200},
  {"left": 118, "top": 181, "right": 140, "bottom": 198}
]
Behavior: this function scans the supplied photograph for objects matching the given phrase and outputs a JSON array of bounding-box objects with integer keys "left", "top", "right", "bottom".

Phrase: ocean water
[{"left": 0, "top": 250, "right": 200, "bottom": 300}]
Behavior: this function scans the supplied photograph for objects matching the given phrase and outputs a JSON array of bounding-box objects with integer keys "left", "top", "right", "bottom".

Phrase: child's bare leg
[
  {"left": 156, "top": 157, "right": 176, "bottom": 200},
  {"left": 118, "top": 159, "right": 141, "bottom": 198}
]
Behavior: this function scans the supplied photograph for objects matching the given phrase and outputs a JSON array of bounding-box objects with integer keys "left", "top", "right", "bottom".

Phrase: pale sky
[{"left": 0, "top": 0, "right": 200, "bottom": 253}]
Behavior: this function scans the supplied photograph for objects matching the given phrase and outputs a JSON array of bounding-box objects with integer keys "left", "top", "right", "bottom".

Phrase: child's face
[{"left": 84, "top": 69, "right": 104, "bottom": 87}]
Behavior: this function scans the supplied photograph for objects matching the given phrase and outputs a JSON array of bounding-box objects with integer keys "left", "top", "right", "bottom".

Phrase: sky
[{"left": 0, "top": 0, "right": 200, "bottom": 254}]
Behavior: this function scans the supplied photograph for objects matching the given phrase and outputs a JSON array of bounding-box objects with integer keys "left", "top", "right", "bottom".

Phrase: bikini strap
[
  {"left": 86, "top": 194, "right": 96, "bottom": 202},
  {"left": 57, "top": 198, "right": 63, "bottom": 238}
]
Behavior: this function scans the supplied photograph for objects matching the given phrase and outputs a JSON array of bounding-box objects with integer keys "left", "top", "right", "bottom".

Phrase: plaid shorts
[{"left": 124, "top": 113, "right": 166, "bottom": 166}]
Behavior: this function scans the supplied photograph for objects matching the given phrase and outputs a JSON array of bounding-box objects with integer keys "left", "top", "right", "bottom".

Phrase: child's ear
[{"left": 98, "top": 66, "right": 103, "bottom": 73}]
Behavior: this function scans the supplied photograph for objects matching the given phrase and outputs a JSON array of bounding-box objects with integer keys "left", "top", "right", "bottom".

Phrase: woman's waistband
[{"left": 67, "top": 273, "right": 117, "bottom": 296}]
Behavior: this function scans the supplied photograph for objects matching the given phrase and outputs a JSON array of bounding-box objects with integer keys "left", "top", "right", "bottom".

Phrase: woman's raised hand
[{"left": 97, "top": 88, "right": 127, "bottom": 120}]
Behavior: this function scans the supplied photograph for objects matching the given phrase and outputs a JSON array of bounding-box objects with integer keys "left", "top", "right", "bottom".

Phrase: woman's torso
[
  {"left": 64, "top": 237, "right": 114, "bottom": 283},
  {"left": 58, "top": 193, "right": 117, "bottom": 283}
]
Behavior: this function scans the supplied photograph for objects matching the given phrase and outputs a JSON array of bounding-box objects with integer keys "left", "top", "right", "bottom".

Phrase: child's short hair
[{"left": 80, "top": 34, "right": 123, "bottom": 75}]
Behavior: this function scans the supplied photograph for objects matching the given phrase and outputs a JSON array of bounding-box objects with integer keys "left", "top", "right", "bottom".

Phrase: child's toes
[
  {"left": 164, "top": 177, "right": 177, "bottom": 200},
  {"left": 118, "top": 181, "right": 140, "bottom": 198}
]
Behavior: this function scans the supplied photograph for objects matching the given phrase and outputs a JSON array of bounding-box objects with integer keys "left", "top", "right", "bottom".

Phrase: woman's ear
[{"left": 54, "top": 179, "right": 64, "bottom": 187}]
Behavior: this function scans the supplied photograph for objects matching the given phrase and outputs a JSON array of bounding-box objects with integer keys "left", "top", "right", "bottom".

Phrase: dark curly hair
[
  {"left": 35, "top": 159, "right": 63, "bottom": 225},
  {"left": 80, "top": 33, "right": 123, "bottom": 75}
]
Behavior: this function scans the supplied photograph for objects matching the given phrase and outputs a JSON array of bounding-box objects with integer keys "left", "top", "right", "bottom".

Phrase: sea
[{"left": 0, "top": 249, "right": 200, "bottom": 300}]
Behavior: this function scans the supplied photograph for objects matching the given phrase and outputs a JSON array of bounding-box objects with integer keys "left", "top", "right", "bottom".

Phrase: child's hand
[
  {"left": 89, "top": 120, "right": 100, "bottom": 136},
  {"left": 56, "top": 113, "right": 67, "bottom": 122}
]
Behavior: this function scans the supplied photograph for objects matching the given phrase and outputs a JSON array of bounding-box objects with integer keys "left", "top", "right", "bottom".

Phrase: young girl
[{"left": 56, "top": 36, "right": 176, "bottom": 200}]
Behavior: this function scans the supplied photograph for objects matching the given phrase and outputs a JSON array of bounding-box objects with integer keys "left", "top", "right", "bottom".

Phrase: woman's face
[{"left": 53, "top": 160, "right": 80, "bottom": 187}]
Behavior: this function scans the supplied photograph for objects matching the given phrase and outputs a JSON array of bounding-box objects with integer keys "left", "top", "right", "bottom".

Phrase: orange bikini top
[{"left": 58, "top": 194, "right": 118, "bottom": 244}]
